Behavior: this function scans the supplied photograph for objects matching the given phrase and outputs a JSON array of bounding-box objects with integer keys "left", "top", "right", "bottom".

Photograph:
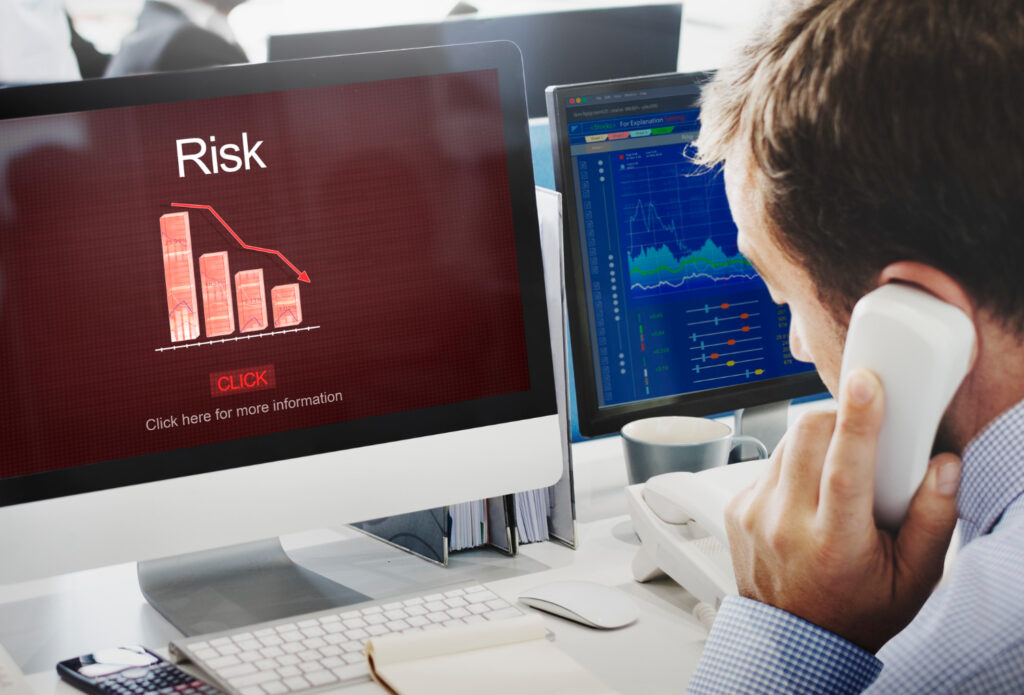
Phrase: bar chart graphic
[
  {"left": 199, "top": 251, "right": 234, "bottom": 337},
  {"left": 160, "top": 212, "right": 201, "bottom": 342},
  {"left": 158, "top": 208, "right": 313, "bottom": 349},
  {"left": 271, "top": 283, "right": 303, "bottom": 328}
]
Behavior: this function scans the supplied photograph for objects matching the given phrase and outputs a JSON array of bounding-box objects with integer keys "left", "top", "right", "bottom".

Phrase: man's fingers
[
  {"left": 819, "top": 369, "right": 886, "bottom": 533},
  {"left": 777, "top": 410, "right": 836, "bottom": 510},
  {"left": 896, "top": 453, "right": 961, "bottom": 587}
]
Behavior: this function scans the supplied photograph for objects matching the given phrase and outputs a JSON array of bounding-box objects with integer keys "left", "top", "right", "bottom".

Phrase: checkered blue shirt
[{"left": 688, "top": 398, "right": 1024, "bottom": 693}]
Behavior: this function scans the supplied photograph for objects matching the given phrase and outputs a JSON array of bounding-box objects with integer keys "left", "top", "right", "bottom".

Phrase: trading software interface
[
  {"left": 563, "top": 84, "right": 816, "bottom": 408},
  {"left": 0, "top": 69, "right": 531, "bottom": 479}
]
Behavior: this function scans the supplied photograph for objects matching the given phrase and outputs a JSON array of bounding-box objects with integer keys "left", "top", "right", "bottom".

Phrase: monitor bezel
[
  {"left": 0, "top": 41, "right": 556, "bottom": 507},
  {"left": 546, "top": 72, "right": 825, "bottom": 438}
]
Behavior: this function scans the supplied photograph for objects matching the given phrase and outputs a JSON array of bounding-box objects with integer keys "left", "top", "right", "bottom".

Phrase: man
[
  {"left": 687, "top": 0, "right": 1024, "bottom": 692},
  {"left": 104, "top": 0, "right": 247, "bottom": 77}
]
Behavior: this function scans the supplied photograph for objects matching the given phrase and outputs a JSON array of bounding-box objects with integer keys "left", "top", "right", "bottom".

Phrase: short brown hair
[{"left": 695, "top": 0, "right": 1024, "bottom": 330}]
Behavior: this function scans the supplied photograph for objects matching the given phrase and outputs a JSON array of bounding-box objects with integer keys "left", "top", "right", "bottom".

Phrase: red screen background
[{"left": 0, "top": 69, "right": 531, "bottom": 478}]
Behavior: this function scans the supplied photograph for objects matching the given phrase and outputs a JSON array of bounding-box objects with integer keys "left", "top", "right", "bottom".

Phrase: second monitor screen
[{"left": 562, "top": 84, "right": 816, "bottom": 409}]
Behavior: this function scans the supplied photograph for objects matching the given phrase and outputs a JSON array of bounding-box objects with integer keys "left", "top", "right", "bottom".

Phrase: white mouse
[{"left": 518, "top": 580, "right": 638, "bottom": 629}]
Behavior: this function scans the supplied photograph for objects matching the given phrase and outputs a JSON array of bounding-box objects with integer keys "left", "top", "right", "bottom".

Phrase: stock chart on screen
[{"left": 567, "top": 104, "right": 808, "bottom": 408}]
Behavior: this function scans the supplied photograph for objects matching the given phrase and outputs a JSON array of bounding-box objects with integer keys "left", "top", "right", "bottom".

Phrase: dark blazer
[{"left": 104, "top": 1, "right": 246, "bottom": 77}]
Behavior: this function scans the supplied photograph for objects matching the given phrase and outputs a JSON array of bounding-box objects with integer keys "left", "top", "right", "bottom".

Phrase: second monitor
[{"left": 547, "top": 72, "right": 824, "bottom": 440}]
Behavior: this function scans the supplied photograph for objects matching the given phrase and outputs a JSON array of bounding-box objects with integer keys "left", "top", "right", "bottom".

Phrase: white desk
[{"left": 0, "top": 435, "right": 724, "bottom": 695}]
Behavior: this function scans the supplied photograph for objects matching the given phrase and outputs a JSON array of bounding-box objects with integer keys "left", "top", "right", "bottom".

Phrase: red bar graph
[
  {"left": 271, "top": 283, "right": 303, "bottom": 328},
  {"left": 235, "top": 268, "right": 268, "bottom": 333},
  {"left": 199, "top": 251, "right": 235, "bottom": 337},
  {"left": 160, "top": 212, "right": 200, "bottom": 342}
]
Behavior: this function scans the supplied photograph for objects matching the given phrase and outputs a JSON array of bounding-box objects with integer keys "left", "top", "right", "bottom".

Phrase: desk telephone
[{"left": 627, "top": 284, "right": 976, "bottom": 606}]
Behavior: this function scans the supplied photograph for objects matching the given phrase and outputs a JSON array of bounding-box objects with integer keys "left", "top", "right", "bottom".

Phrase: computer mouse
[{"left": 518, "top": 580, "right": 638, "bottom": 629}]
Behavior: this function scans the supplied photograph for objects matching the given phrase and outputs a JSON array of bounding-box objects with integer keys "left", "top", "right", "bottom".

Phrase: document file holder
[{"left": 352, "top": 187, "right": 577, "bottom": 562}]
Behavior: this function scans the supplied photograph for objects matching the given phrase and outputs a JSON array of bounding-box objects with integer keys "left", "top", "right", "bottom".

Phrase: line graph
[
  {"left": 615, "top": 144, "right": 759, "bottom": 298},
  {"left": 171, "top": 202, "right": 310, "bottom": 284}
]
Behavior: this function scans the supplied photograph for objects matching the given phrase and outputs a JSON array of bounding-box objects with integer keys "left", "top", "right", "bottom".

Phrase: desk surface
[{"left": 0, "top": 431, "right": 778, "bottom": 694}]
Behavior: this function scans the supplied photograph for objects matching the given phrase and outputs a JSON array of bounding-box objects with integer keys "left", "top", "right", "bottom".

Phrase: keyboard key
[
  {"left": 276, "top": 666, "right": 301, "bottom": 679},
  {"left": 331, "top": 664, "right": 368, "bottom": 682},
  {"left": 206, "top": 655, "right": 241, "bottom": 670},
  {"left": 229, "top": 671, "right": 277, "bottom": 688},
  {"left": 486, "top": 607, "right": 523, "bottom": 621},
  {"left": 444, "top": 588, "right": 466, "bottom": 598},
  {"left": 282, "top": 677, "right": 308, "bottom": 691},
  {"left": 304, "top": 671, "right": 336, "bottom": 687},
  {"left": 262, "top": 682, "right": 287, "bottom": 695},
  {"left": 219, "top": 663, "right": 256, "bottom": 680}
]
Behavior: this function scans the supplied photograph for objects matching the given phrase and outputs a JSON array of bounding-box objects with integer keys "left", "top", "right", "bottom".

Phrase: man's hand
[{"left": 725, "top": 369, "right": 962, "bottom": 652}]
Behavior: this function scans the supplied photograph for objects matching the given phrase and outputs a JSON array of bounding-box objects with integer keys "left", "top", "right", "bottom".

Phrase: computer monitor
[
  {"left": 267, "top": 4, "right": 684, "bottom": 119},
  {"left": 0, "top": 41, "right": 561, "bottom": 631},
  {"left": 546, "top": 72, "right": 824, "bottom": 441}
]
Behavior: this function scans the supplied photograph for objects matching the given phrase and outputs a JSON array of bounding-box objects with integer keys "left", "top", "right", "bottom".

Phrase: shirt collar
[{"left": 958, "top": 397, "right": 1024, "bottom": 544}]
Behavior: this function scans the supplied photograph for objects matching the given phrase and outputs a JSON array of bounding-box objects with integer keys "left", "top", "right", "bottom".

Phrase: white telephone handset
[
  {"left": 627, "top": 283, "right": 975, "bottom": 606},
  {"left": 839, "top": 283, "right": 975, "bottom": 528}
]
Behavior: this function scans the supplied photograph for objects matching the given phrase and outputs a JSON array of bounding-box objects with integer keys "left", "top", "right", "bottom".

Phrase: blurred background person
[
  {"left": 1, "top": 0, "right": 82, "bottom": 86},
  {"left": 104, "top": 0, "right": 248, "bottom": 77}
]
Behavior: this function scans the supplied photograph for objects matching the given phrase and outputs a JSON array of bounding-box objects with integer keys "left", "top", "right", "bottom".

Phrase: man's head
[{"left": 695, "top": 0, "right": 1024, "bottom": 393}]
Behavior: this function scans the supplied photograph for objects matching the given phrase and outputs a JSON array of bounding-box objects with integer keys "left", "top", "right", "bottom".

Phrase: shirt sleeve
[{"left": 687, "top": 595, "right": 882, "bottom": 694}]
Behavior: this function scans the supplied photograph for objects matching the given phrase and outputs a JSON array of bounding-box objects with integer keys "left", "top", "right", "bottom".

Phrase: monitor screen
[
  {"left": 547, "top": 72, "right": 823, "bottom": 437},
  {"left": 267, "top": 4, "right": 683, "bottom": 119},
  {"left": 0, "top": 42, "right": 557, "bottom": 514}
]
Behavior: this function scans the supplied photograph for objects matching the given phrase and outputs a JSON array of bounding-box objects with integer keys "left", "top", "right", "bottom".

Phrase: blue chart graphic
[
  {"left": 617, "top": 145, "right": 758, "bottom": 298},
  {"left": 686, "top": 299, "right": 767, "bottom": 385}
]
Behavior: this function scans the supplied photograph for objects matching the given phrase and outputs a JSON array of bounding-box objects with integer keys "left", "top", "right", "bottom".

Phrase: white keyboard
[{"left": 169, "top": 584, "right": 524, "bottom": 695}]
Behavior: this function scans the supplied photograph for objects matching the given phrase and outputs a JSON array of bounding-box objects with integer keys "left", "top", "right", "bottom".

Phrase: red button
[{"left": 209, "top": 364, "right": 276, "bottom": 398}]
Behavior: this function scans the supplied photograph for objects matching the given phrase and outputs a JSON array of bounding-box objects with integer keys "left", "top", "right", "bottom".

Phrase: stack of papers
[
  {"left": 448, "top": 500, "right": 488, "bottom": 551},
  {"left": 514, "top": 487, "right": 551, "bottom": 544}
]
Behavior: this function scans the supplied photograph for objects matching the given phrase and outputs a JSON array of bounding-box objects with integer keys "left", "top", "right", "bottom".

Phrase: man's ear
[
  {"left": 876, "top": 262, "right": 975, "bottom": 321},
  {"left": 876, "top": 261, "right": 979, "bottom": 368}
]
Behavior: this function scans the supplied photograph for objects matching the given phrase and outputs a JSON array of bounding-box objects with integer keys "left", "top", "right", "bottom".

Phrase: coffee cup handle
[{"left": 729, "top": 435, "right": 769, "bottom": 461}]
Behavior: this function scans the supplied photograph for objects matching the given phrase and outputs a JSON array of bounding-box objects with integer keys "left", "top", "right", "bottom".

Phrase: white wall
[{"left": 66, "top": 0, "right": 771, "bottom": 69}]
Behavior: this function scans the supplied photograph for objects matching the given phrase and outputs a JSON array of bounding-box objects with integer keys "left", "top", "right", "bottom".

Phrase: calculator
[{"left": 57, "top": 646, "right": 222, "bottom": 695}]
